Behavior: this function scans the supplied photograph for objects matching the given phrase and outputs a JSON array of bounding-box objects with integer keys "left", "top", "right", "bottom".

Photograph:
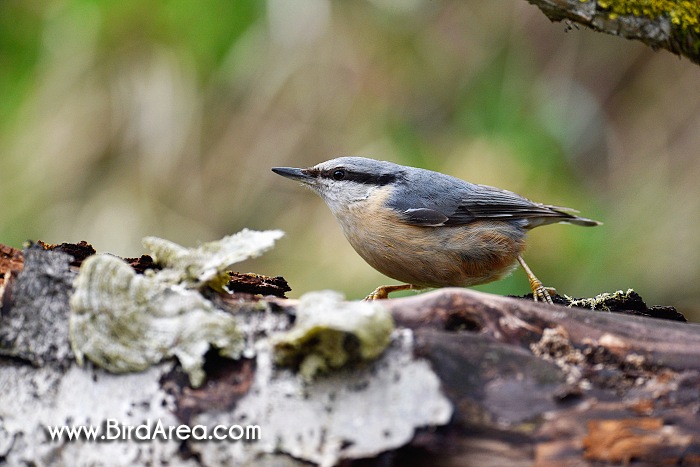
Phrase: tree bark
[
  {"left": 527, "top": 0, "right": 700, "bottom": 65},
  {"left": 1, "top": 243, "right": 699, "bottom": 466}
]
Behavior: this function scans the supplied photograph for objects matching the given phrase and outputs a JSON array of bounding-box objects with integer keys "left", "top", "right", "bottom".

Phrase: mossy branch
[{"left": 527, "top": 0, "right": 700, "bottom": 65}]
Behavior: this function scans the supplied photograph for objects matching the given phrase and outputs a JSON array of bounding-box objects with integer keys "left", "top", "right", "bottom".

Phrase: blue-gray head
[{"left": 272, "top": 157, "right": 405, "bottom": 213}]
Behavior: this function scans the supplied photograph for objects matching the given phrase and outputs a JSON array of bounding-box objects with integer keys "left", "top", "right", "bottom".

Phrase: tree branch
[{"left": 527, "top": 0, "right": 700, "bottom": 65}]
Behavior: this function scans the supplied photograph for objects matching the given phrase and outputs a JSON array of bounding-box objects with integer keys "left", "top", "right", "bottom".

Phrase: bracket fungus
[{"left": 69, "top": 229, "right": 284, "bottom": 387}]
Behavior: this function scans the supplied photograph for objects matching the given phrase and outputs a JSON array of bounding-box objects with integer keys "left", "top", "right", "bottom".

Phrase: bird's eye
[{"left": 332, "top": 169, "right": 346, "bottom": 180}]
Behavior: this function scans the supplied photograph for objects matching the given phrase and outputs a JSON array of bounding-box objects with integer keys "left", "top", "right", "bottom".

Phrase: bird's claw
[
  {"left": 533, "top": 285, "right": 556, "bottom": 304},
  {"left": 364, "top": 286, "right": 390, "bottom": 301},
  {"left": 517, "top": 255, "right": 556, "bottom": 305},
  {"left": 364, "top": 284, "right": 420, "bottom": 301}
]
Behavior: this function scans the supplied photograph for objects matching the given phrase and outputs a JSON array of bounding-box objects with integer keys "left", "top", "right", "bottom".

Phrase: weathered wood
[
  {"left": 1, "top": 243, "right": 699, "bottom": 466},
  {"left": 0, "top": 247, "right": 75, "bottom": 367},
  {"left": 384, "top": 290, "right": 700, "bottom": 465}
]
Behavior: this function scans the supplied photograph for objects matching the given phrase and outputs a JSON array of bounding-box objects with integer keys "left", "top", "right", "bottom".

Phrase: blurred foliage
[{"left": 1, "top": 0, "right": 699, "bottom": 319}]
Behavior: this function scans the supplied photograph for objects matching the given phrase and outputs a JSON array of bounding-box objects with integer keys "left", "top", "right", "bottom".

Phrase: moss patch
[{"left": 596, "top": 0, "right": 700, "bottom": 33}]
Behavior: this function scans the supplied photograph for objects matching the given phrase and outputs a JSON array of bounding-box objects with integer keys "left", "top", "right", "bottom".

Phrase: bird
[{"left": 272, "top": 157, "right": 600, "bottom": 303}]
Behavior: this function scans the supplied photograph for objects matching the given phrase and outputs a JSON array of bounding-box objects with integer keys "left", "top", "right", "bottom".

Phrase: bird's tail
[
  {"left": 524, "top": 205, "right": 602, "bottom": 229},
  {"left": 564, "top": 215, "right": 602, "bottom": 227},
  {"left": 551, "top": 206, "right": 602, "bottom": 227}
]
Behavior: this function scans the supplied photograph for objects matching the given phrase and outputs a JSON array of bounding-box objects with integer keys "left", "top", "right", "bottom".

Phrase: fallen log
[{"left": 0, "top": 240, "right": 698, "bottom": 466}]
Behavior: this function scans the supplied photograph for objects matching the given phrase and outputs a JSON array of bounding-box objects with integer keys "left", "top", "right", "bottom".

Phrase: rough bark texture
[
  {"left": 527, "top": 0, "right": 700, "bottom": 65},
  {"left": 385, "top": 292, "right": 700, "bottom": 465},
  {"left": 1, "top": 243, "right": 699, "bottom": 466}
]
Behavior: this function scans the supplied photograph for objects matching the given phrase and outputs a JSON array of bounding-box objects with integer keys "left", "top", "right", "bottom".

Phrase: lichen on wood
[
  {"left": 527, "top": 0, "right": 700, "bottom": 64},
  {"left": 69, "top": 230, "right": 284, "bottom": 387},
  {"left": 2, "top": 235, "right": 699, "bottom": 465},
  {"left": 596, "top": 0, "right": 700, "bottom": 33},
  {"left": 195, "top": 328, "right": 452, "bottom": 467},
  {"left": 272, "top": 291, "right": 395, "bottom": 379},
  {"left": 70, "top": 253, "right": 243, "bottom": 387},
  {"left": 143, "top": 228, "right": 284, "bottom": 291}
]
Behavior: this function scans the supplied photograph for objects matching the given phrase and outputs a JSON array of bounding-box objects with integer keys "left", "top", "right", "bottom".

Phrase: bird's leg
[
  {"left": 364, "top": 284, "right": 422, "bottom": 300},
  {"left": 517, "top": 255, "right": 555, "bottom": 304}
]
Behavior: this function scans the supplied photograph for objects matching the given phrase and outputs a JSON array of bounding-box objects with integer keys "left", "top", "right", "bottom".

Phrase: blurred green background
[{"left": 2, "top": 1, "right": 699, "bottom": 318}]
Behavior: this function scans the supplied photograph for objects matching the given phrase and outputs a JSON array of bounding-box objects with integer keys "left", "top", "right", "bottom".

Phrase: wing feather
[{"left": 389, "top": 173, "right": 591, "bottom": 228}]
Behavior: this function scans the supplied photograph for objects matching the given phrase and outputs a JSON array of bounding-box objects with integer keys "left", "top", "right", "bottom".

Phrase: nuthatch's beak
[{"left": 272, "top": 167, "right": 313, "bottom": 184}]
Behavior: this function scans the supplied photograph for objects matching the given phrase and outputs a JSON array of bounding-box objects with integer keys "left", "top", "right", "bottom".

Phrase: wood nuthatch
[{"left": 272, "top": 157, "right": 600, "bottom": 302}]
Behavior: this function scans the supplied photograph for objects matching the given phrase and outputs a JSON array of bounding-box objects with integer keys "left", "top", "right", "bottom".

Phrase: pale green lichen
[
  {"left": 565, "top": 288, "right": 636, "bottom": 311},
  {"left": 70, "top": 254, "right": 243, "bottom": 387},
  {"left": 597, "top": 0, "right": 700, "bottom": 33},
  {"left": 272, "top": 291, "right": 395, "bottom": 380},
  {"left": 143, "top": 228, "right": 284, "bottom": 291},
  {"left": 69, "top": 229, "right": 284, "bottom": 387},
  {"left": 207, "top": 329, "right": 452, "bottom": 466}
]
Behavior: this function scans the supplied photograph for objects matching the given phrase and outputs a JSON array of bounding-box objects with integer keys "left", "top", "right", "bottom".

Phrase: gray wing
[{"left": 389, "top": 173, "right": 594, "bottom": 228}]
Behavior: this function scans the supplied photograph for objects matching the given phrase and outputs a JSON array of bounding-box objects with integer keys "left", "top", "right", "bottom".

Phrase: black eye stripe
[{"left": 319, "top": 169, "right": 396, "bottom": 186}]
